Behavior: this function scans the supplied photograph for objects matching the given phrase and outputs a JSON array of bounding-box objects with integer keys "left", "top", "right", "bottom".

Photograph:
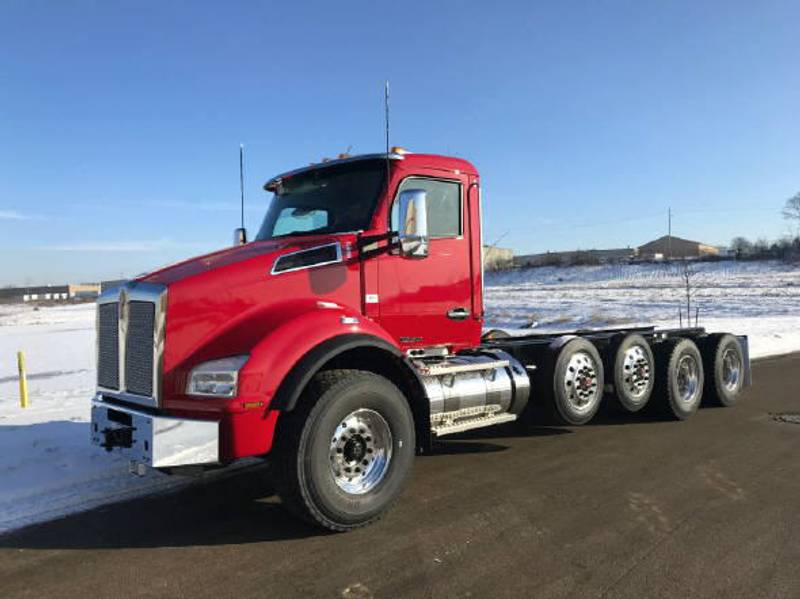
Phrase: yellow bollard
[{"left": 17, "top": 351, "right": 29, "bottom": 408}]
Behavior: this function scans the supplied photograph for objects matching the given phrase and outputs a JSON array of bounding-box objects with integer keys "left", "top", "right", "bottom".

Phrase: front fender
[{"left": 239, "top": 304, "right": 401, "bottom": 409}]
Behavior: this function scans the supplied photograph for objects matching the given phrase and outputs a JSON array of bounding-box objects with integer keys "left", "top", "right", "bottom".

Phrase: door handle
[{"left": 447, "top": 307, "right": 470, "bottom": 320}]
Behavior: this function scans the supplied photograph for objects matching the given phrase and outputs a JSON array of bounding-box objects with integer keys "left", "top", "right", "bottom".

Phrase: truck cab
[{"left": 90, "top": 149, "right": 749, "bottom": 531}]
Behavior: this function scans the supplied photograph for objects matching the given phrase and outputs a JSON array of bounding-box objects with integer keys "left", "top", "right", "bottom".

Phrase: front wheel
[{"left": 272, "top": 369, "right": 415, "bottom": 531}]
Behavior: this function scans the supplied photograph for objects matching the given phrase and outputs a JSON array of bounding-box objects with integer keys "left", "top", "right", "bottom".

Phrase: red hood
[
  {"left": 146, "top": 233, "right": 363, "bottom": 399},
  {"left": 140, "top": 235, "right": 345, "bottom": 286}
]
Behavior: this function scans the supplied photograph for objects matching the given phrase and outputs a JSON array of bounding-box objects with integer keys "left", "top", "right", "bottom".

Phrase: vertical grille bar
[
  {"left": 125, "top": 301, "right": 156, "bottom": 397},
  {"left": 97, "top": 303, "right": 120, "bottom": 389}
]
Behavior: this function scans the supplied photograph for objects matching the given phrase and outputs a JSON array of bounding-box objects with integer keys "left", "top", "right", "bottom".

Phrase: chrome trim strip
[
  {"left": 91, "top": 396, "right": 219, "bottom": 468},
  {"left": 264, "top": 153, "right": 405, "bottom": 191},
  {"left": 270, "top": 242, "right": 343, "bottom": 275},
  {"left": 96, "top": 280, "right": 167, "bottom": 409}
]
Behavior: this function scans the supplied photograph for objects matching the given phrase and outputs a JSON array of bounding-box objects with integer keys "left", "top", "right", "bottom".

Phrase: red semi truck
[{"left": 90, "top": 149, "right": 750, "bottom": 530}]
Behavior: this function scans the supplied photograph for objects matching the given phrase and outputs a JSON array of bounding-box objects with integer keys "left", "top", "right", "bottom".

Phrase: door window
[{"left": 391, "top": 178, "right": 461, "bottom": 238}]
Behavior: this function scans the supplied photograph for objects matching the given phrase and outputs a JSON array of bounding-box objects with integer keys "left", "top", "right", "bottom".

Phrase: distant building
[
  {"left": 68, "top": 283, "right": 101, "bottom": 298},
  {"left": 514, "top": 247, "right": 635, "bottom": 268},
  {"left": 0, "top": 283, "right": 100, "bottom": 303},
  {"left": 483, "top": 246, "right": 514, "bottom": 271},
  {"left": 636, "top": 236, "right": 720, "bottom": 260}
]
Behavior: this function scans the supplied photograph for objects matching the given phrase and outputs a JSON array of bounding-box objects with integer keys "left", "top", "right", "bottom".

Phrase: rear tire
[
  {"left": 482, "top": 329, "right": 511, "bottom": 341},
  {"left": 652, "top": 338, "right": 704, "bottom": 420},
  {"left": 609, "top": 334, "right": 655, "bottom": 413},
  {"left": 700, "top": 334, "right": 745, "bottom": 407},
  {"left": 540, "top": 338, "right": 604, "bottom": 426},
  {"left": 272, "top": 369, "right": 415, "bottom": 531}
]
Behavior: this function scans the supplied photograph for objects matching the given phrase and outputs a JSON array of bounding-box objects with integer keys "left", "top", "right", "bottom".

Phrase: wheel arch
[{"left": 271, "top": 334, "right": 432, "bottom": 452}]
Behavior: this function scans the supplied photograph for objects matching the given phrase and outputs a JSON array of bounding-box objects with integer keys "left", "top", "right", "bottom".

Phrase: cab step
[{"left": 431, "top": 405, "right": 518, "bottom": 437}]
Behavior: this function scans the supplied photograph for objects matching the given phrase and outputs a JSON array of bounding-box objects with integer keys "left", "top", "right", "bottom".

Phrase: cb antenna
[
  {"left": 239, "top": 143, "right": 245, "bottom": 230},
  {"left": 384, "top": 80, "right": 390, "bottom": 181}
]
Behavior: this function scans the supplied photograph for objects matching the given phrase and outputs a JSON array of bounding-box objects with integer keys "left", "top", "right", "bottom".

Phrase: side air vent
[{"left": 272, "top": 243, "right": 342, "bottom": 274}]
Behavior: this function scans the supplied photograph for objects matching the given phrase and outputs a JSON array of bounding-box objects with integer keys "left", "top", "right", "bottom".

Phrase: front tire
[{"left": 273, "top": 369, "right": 415, "bottom": 531}]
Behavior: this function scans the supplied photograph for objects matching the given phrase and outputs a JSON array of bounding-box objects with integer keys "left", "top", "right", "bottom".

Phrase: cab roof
[{"left": 263, "top": 151, "right": 477, "bottom": 191}]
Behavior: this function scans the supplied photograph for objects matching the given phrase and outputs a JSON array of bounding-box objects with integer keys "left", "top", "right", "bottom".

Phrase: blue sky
[{"left": 1, "top": 0, "right": 798, "bottom": 285}]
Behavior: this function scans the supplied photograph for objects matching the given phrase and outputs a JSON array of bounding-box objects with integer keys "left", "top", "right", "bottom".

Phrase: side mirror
[
  {"left": 397, "top": 189, "right": 429, "bottom": 259},
  {"left": 233, "top": 227, "right": 248, "bottom": 246}
]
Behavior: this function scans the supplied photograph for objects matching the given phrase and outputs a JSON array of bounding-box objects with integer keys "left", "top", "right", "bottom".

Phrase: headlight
[{"left": 186, "top": 355, "right": 249, "bottom": 398}]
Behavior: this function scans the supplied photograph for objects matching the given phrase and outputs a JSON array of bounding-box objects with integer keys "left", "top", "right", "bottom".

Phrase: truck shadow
[
  {"left": 427, "top": 421, "right": 572, "bottom": 456},
  {"left": 588, "top": 402, "right": 692, "bottom": 426},
  {"left": 0, "top": 423, "right": 575, "bottom": 550},
  {"left": 0, "top": 421, "right": 577, "bottom": 550},
  {"left": 0, "top": 462, "right": 326, "bottom": 550}
]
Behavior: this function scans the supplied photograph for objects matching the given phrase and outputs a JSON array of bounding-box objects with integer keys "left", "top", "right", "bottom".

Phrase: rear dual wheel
[
  {"left": 653, "top": 338, "right": 704, "bottom": 420},
  {"left": 700, "top": 333, "right": 745, "bottom": 407},
  {"left": 609, "top": 334, "right": 655, "bottom": 413},
  {"left": 539, "top": 338, "right": 605, "bottom": 425}
]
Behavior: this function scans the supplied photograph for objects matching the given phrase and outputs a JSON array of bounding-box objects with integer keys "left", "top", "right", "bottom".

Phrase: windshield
[{"left": 256, "top": 160, "right": 386, "bottom": 240}]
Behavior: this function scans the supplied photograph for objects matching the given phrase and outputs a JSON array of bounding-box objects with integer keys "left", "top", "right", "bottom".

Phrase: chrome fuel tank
[{"left": 417, "top": 350, "right": 530, "bottom": 417}]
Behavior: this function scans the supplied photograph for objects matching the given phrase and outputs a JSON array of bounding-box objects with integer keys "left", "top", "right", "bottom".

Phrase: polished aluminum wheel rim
[
  {"left": 676, "top": 354, "right": 700, "bottom": 403},
  {"left": 721, "top": 347, "right": 741, "bottom": 392},
  {"left": 563, "top": 351, "right": 600, "bottom": 414},
  {"left": 622, "top": 345, "right": 651, "bottom": 399},
  {"left": 329, "top": 409, "right": 392, "bottom": 495}
]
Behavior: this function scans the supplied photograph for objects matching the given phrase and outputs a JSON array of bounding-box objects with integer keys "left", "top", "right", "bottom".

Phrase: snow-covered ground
[
  {"left": 0, "top": 303, "right": 200, "bottom": 534},
  {"left": 485, "top": 260, "right": 800, "bottom": 359},
  {"left": 1, "top": 259, "right": 799, "bottom": 534}
]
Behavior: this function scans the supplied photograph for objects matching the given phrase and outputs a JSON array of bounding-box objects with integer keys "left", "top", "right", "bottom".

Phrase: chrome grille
[
  {"left": 96, "top": 281, "right": 166, "bottom": 408},
  {"left": 125, "top": 301, "right": 155, "bottom": 396},
  {"left": 97, "top": 303, "right": 120, "bottom": 389}
]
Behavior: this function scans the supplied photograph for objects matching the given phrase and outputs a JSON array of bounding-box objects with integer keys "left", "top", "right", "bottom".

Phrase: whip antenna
[
  {"left": 239, "top": 144, "right": 245, "bottom": 230},
  {"left": 384, "top": 81, "right": 390, "bottom": 181}
]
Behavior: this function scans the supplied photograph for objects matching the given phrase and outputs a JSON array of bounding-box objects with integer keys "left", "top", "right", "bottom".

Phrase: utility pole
[{"left": 668, "top": 207, "right": 672, "bottom": 260}]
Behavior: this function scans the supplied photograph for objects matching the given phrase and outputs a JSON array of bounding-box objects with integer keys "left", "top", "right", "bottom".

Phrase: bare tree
[
  {"left": 783, "top": 192, "right": 800, "bottom": 237},
  {"left": 753, "top": 237, "right": 770, "bottom": 256},
  {"left": 730, "top": 236, "right": 753, "bottom": 258},
  {"left": 675, "top": 260, "right": 701, "bottom": 327}
]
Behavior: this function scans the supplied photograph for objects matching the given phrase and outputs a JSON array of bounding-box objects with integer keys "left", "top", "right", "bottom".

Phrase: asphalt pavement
[{"left": 1, "top": 353, "right": 799, "bottom": 598}]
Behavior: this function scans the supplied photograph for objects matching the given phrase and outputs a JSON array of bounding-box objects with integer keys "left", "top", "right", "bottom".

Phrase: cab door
[{"left": 376, "top": 172, "right": 480, "bottom": 351}]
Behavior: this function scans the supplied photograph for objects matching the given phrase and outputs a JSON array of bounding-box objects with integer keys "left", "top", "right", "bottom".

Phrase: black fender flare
[{"left": 269, "top": 333, "right": 426, "bottom": 414}]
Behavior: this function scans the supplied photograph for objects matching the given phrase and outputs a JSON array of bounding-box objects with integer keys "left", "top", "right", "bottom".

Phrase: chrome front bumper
[{"left": 91, "top": 396, "right": 220, "bottom": 468}]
